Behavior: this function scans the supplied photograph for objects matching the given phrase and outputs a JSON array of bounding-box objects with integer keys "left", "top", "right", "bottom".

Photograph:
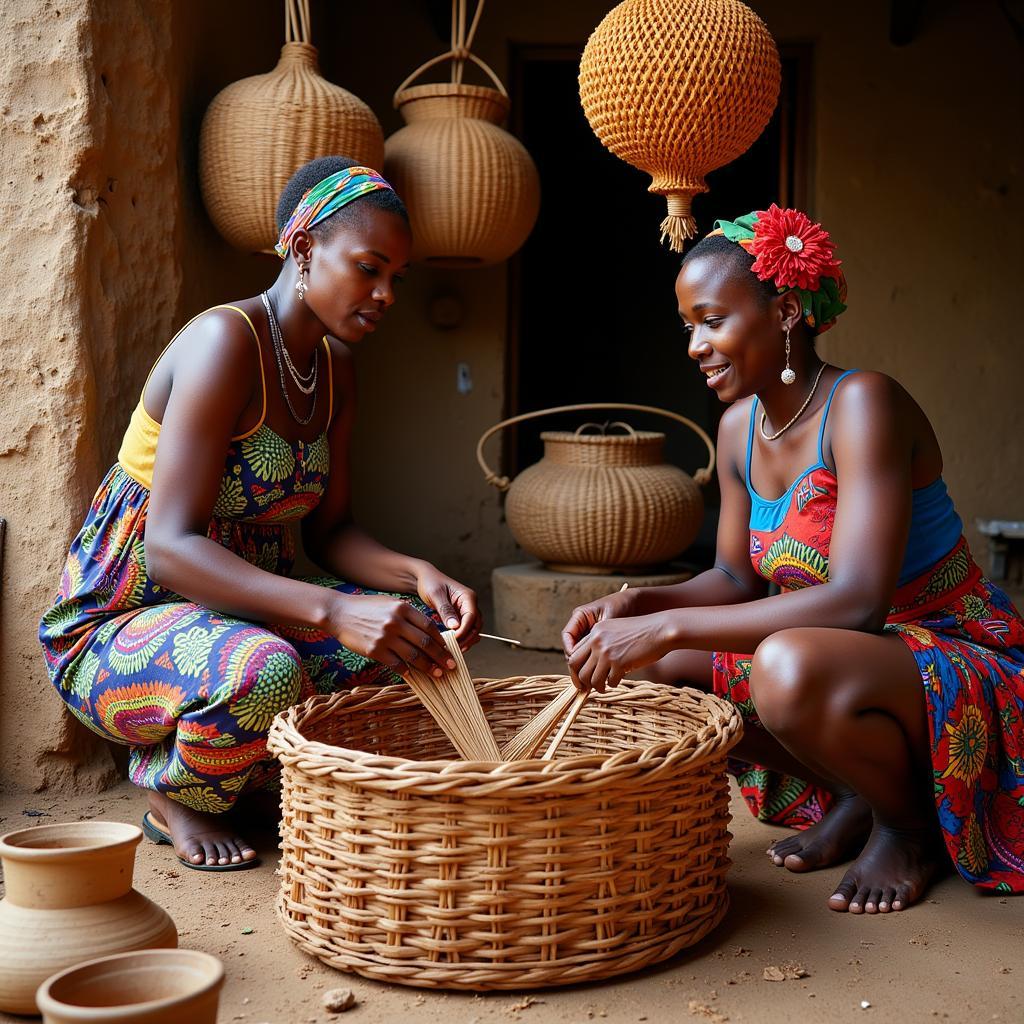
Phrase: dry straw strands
[
  {"left": 268, "top": 677, "right": 743, "bottom": 989},
  {"left": 498, "top": 680, "right": 579, "bottom": 760},
  {"left": 541, "top": 688, "right": 589, "bottom": 759},
  {"left": 404, "top": 631, "right": 501, "bottom": 761}
]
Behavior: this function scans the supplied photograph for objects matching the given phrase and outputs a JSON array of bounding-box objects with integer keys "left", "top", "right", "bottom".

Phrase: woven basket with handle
[
  {"left": 383, "top": 0, "right": 539, "bottom": 267},
  {"left": 268, "top": 676, "right": 742, "bottom": 990},
  {"left": 478, "top": 403, "right": 716, "bottom": 574}
]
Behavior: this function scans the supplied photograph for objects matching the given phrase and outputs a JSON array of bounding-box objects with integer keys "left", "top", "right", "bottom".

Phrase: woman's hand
[
  {"left": 327, "top": 592, "right": 457, "bottom": 678},
  {"left": 414, "top": 564, "right": 482, "bottom": 650},
  {"left": 560, "top": 589, "right": 642, "bottom": 657},
  {"left": 565, "top": 613, "right": 675, "bottom": 693}
]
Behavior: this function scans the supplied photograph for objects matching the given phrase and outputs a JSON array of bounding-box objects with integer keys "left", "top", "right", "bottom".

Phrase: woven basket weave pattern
[
  {"left": 269, "top": 677, "right": 741, "bottom": 989},
  {"left": 579, "top": 0, "right": 780, "bottom": 191},
  {"left": 505, "top": 433, "right": 704, "bottom": 573},
  {"left": 579, "top": 0, "right": 780, "bottom": 247},
  {"left": 199, "top": 43, "right": 386, "bottom": 253},
  {"left": 384, "top": 84, "right": 540, "bottom": 267}
]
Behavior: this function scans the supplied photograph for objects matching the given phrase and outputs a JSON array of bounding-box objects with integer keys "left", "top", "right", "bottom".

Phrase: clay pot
[
  {"left": 0, "top": 821, "right": 177, "bottom": 1015},
  {"left": 36, "top": 949, "right": 224, "bottom": 1024}
]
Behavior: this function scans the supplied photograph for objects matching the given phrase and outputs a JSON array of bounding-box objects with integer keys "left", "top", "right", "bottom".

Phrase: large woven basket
[{"left": 268, "top": 676, "right": 742, "bottom": 990}]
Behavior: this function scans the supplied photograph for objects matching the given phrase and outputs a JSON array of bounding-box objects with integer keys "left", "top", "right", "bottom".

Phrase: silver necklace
[
  {"left": 261, "top": 291, "right": 317, "bottom": 426},
  {"left": 261, "top": 291, "right": 317, "bottom": 394},
  {"left": 760, "top": 362, "right": 828, "bottom": 441}
]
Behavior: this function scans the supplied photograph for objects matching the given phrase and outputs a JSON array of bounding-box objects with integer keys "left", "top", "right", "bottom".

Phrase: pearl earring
[
  {"left": 781, "top": 325, "right": 796, "bottom": 385},
  {"left": 295, "top": 261, "right": 308, "bottom": 301}
]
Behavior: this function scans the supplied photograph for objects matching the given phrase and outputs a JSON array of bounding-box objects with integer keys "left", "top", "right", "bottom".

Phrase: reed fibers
[
  {"left": 404, "top": 631, "right": 501, "bottom": 761},
  {"left": 499, "top": 681, "right": 578, "bottom": 760},
  {"left": 541, "top": 689, "right": 589, "bottom": 759}
]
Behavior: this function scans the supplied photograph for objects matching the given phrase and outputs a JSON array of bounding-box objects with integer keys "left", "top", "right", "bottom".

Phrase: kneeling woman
[
  {"left": 40, "top": 157, "right": 480, "bottom": 869},
  {"left": 562, "top": 206, "right": 1024, "bottom": 912}
]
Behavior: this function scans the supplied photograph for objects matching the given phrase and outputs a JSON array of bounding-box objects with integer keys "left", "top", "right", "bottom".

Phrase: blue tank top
[{"left": 746, "top": 370, "right": 963, "bottom": 586}]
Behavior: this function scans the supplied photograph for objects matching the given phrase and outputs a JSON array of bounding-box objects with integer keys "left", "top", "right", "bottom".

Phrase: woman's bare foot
[
  {"left": 767, "top": 791, "right": 872, "bottom": 872},
  {"left": 147, "top": 792, "right": 257, "bottom": 867},
  {"left": 828, "top": 823, "right": 945, "bottom": 913}
]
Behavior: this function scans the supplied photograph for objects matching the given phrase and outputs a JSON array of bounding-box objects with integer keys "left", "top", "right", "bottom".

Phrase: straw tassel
[{"left": 658, "top": 194, "right": 698, "bottom": 253}]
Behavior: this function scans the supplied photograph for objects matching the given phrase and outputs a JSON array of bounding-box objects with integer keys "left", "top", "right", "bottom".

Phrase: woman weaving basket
[
  {"left": 39, "top": 157, "right": 480, "bottom": 870},
  {"left": 562, "top": 206, "right": 1024, "bottom": 913}
]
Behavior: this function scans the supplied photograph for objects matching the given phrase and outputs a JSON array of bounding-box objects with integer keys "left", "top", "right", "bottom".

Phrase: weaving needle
[{"left": 479, "top": 632, "right": 522, "bottom": 646}]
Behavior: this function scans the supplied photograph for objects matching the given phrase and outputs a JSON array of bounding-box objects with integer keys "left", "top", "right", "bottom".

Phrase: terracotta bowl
[{"left": 36, "top": 949, "right": 224, "bottom": 1024}]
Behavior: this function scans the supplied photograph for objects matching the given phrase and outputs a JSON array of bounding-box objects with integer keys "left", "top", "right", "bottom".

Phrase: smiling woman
[
  {"left": 561, "top": 206, "right": 1024, "bottom": 917},
  {"left": 38, "top": 156, "right": 483, "bottom": 873}
]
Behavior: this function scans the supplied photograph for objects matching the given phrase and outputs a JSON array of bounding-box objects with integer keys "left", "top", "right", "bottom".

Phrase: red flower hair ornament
[
  {"left": 709, "top": 205, "right": 848, "bottom": 333},
  {"left": 749, "top": 205, "right": 842, "bottom": 291}
]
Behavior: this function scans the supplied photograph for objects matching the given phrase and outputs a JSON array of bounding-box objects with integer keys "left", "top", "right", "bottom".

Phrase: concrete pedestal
[{"left": 492, "top": 562, "right": 692, "bottom": 651}]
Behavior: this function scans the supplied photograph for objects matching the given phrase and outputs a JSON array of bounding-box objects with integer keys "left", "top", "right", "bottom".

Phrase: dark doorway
[{"left": 506, "top": 46, "right": 810, "bottom": 568}]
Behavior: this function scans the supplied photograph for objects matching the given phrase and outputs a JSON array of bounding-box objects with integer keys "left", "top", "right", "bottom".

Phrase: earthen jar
[
  {"left": 36, "top": 949, "right": 224, "bottom": 1024},
  {"left": 0, "top": 821, "right": 177, "bottom": 1015}
]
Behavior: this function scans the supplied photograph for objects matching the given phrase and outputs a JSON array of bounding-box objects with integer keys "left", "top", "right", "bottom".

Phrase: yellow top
[{"left": 117, "top": 304, "right": 268, "bottom": 490}]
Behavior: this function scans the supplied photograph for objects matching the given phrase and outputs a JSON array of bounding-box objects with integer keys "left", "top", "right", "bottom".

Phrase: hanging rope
[
  {"left": 285, "top": 0, "right": 311, "bottom": 44},
  {"left": 394, "top": 0, "right": 507, "bottom": 100}
]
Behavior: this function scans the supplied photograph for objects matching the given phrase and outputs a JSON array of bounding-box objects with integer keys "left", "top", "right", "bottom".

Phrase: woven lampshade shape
[
  {"left": 579, "top": 0, "right": 780, "bottom": 252},
  {"left": 384, "top": 84, "right": 539, "bottom": 267},
  {"left": 199, "top": 26, "right": 385, "bottom": 253}
]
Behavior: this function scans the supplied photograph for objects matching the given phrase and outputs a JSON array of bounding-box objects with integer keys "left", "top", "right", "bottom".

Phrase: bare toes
[
  {"left": 849, "top": 885, "right": 872, "bottom": 913},
  {"left": 829, "top": 879, "right": 856, "bottom": 912}
]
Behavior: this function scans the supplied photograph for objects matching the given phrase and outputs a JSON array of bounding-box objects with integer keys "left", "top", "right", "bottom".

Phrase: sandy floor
[{"left": 1, "top": 645, "right": 1021, "bottom": 1023}]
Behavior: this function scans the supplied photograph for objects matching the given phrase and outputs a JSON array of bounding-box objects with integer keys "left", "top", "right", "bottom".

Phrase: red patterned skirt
[{"left": 713, "top": 539, "right": 1024, "bottom": 892}]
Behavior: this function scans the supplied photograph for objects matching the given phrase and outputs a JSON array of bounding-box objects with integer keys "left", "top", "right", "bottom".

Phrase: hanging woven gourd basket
[
  {"left": 579, "top": 0, "right": 781, "bottom": 252},
  {"left": 384, "top": 0, "right": 540, "bottom": 267},
  {"left": 199, "top": 0, "right": 385, "bottom": 253}
]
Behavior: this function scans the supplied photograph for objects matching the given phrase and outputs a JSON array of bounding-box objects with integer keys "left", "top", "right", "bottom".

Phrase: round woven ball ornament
[
  {"left": 579, "top": 0, "right": 781, "bottom": 252},
  {"left": 199, "top": 0, "right": 385, "bottom": 253},
  {"left": 383, "top": 0, "right": 540, "bottom": 267}
]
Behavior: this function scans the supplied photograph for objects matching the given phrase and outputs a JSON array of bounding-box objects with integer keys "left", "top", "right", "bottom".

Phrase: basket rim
[
  {"left": 268, "top": 676, "right": 742, "bottom": 791},
  {"left": 395, "top": 81, "right": 510, "bottom": 108},
  {"left": 539, "top": 430, "right": 667, "bottom": 444}
]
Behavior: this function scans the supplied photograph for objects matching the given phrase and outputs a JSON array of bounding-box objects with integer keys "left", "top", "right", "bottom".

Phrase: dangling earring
[
  {"left": 295, "top": 261, "right": 308, "bottom": 301},
  {"left": 781, "top": 325, "right": 796, "bottom": 385}
]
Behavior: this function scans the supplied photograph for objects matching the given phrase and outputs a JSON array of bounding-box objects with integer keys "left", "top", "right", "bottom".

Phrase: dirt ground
[{"left": 1, "top": 645, "right": 1021, "bottom": 1024}]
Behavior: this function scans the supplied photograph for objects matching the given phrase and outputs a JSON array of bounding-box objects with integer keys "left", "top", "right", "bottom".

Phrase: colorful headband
[
  {"left": 709, "top": 205, "right": 848, "bottom": 334},
  {"left": 275, "top": 166, "right": 394, "bottom": 259}
]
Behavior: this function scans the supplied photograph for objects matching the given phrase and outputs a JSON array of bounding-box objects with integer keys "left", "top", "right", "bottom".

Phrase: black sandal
[{"left": 141, "top": 811, "right": 260, "bottom": 872}]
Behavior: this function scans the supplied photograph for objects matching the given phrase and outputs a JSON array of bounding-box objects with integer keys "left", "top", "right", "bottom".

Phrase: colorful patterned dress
[
  {"left": 713, "top": 371, "right": 1024, "bottom": 892},
  {"left": 39, "top": 306, "right": 430, "bottom": 814}
]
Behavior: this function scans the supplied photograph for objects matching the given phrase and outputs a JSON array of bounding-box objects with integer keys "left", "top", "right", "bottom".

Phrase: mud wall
[{"left": 0, "top": 0, "right": 180, "bottom": 791}]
